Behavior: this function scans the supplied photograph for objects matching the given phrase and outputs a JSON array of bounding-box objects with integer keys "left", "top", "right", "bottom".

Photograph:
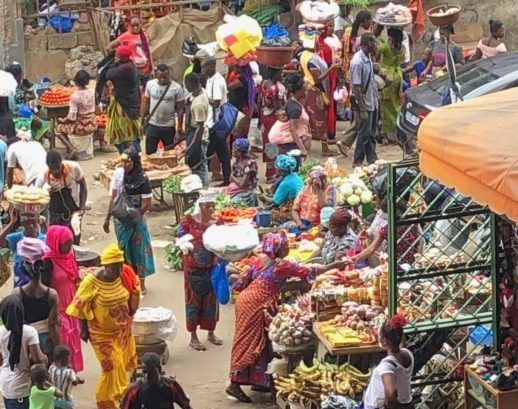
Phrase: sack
[
  {"left": 111, "top": 190, "right": 140, "bottom": 228},
  {"left": 211, "top": 261, "right": 230, "bottom": 304},
  {"left": 212, "top": 102, "right": 239, "bottom": 140}
]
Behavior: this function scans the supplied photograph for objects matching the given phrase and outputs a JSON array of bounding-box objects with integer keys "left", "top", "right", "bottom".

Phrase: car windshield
[{"left": 430, "top": 60, "right": 500, "bottom": 96}]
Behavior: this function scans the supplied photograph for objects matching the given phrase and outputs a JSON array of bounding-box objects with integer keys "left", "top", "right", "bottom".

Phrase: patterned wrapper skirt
[
  {"left": 105, "top": 98, "right": 141, "bottom": 146},
  {"left": 304, "top": 87, "right": 328, "bottom": 142}
]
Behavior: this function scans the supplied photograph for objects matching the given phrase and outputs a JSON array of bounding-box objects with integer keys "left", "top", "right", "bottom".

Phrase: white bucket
[{"left": 69, "top": 133, "right": 94, "bottom": 160}]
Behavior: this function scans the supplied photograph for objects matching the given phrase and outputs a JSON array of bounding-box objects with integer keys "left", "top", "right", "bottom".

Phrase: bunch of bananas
[{"left": 274, "top": 359, "right": 370, "bottom": 404}]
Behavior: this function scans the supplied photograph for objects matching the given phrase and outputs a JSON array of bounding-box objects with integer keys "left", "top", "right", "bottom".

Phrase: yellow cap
[{"left": 100, "top": 243, "right": 124, "bottom": 265}]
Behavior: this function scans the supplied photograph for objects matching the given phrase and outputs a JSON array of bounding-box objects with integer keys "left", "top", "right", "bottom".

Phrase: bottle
[{"left": 157, "top": 140, "right": 164, "bottom": 157}]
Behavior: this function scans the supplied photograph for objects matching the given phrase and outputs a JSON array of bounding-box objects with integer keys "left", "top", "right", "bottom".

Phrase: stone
[
  {"left": 76, "top": 31, "right": 94, "bottom": 46},
  {"left": 25, "top": 34, "right": 48, "bottom": 52},
  {"left": 47, "top": 32, "right": 77, "bottom": 50},
  {"left": 65, "top": 45, "right": 103, "bottom": 79}
]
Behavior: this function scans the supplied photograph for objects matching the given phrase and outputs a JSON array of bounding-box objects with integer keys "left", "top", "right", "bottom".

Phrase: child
[
  {"left": 29, "top": 364, "right": 63, "bottom": 409},
  {"left": 406, "top": 47, "right": 432, "bottom": 86},
  {"left": 267, "top": 108, "right": 293, "bottom": 146},
  {"left": 49, "top": 345, "right": 84, "bottom": 409}
]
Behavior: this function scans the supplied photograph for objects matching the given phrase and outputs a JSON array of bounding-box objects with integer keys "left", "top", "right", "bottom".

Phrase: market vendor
[
  {"left": 422, "top": 25, "right": 465, "bottom": 79},
  {"left": 227, "top": 232, "right": 348, "bottom": 403},
  {"left": 35, "top": 150, "right": 87, "bottom": 244},
  {"left": 259, "top": 155, "right": 304, "bottom": 225},
  {"left": 176, "top": 191, "right": 223, "bottom": 352},
  {"left": 363, "top": 315, "right": 414, "bottom": 409},
  {"left": 291, "top": 166, "right": 335, "bottom": 231},
  {"left": 224, "top": 138, "right": 258, "bottom": 206},
  {"left": 311, "top": 207, "right": 362, "bottom": 265},
  {"left": 6, "top": 139, "right": 47, "bottom": 188},
  {"left": 54, "top": 70, "right": 97, "bottom": 160}
]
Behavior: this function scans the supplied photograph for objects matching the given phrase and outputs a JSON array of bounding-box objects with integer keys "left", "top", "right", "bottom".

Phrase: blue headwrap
[
  {"left": 275, "top": 154, "right": 297, "bottom": 172},
  {"left": 233, "top": 138, "right": 250, "bottom": 152}
]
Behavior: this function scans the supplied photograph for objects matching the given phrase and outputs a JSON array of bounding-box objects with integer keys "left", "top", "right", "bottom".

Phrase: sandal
[{"left": 226, "top": 386, "right": 252, "bottom": 403}]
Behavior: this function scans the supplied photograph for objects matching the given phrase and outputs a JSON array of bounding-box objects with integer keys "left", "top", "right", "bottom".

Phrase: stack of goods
[
  {"left": 216, "top": 14, "right": 262, "bottom": 65},
  {"left": 371, "top": 261, "right": 388, "bottom": 308},
  {"left": 374, "top": 2, "right": 413, "bottom": 26},
  {"left": 274, "top": 359, "right": 369, "bottom": 405},
  {"left": 5, "top": 185, "right": 50, "bottom": 209},
  {"left": 333, "top": 173, "right": 373, "bottom": 207},
  {"left": 298, "top": 1, "right": 340, "bottom": 24},
  {"left": 268, "top": 294, "right": 314, "bottom": 349},
  {"left": 215, "top": 207, "right": 258, "bottom": 224},
  {"left": 39, "top": 88, "right": 73, "bottom": 106},
  {"left": 104, "top": 156, "right": 171, "bottom": 172},
  {"left": 413, "top": 248, "right": 465, "bottom": 270},
  {"left": 316, "top": 303, "right": 385, "bottom": 347},
  {"left": 311, "top": 267, "right": 375, "bottom": 321}
]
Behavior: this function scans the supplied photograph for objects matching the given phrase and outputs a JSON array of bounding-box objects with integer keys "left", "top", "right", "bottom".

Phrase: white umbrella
[{"left": 0, "top": 70, "right": 18, "bottom": 97}]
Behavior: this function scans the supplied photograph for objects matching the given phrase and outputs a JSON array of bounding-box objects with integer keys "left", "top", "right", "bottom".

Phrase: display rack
[
  {"left": 464, "top": 365, "right": 518, "bottom": 409},
  {"left": 387, "top": 159, "right": 499, "bottom": 409}
]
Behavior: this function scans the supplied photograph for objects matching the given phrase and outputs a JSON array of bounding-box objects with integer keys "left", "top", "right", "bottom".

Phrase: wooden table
[
  {"left": 39, "top": 105, "right": 70, "bottom": 149},
  {"left": 464, "top": 365, "right": 518, "bottom": 409},
  {"left": 312, "top": 321, "right": 383, "bottom": 357}
]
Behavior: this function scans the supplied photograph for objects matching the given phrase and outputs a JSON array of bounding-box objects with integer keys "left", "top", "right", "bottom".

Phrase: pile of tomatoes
[
  {"left": 39, "top": 89, "right": 72, "bottom": 106},
  {"left": 216, "top": 207, "right": 258, "bottom": 223},
  {"left": 95, "top": 113, "right": 108, "bottom": 127}
]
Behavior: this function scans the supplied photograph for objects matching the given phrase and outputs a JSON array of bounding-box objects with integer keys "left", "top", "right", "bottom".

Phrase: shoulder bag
[
  {"left": 111, "top": 188, "right": 141, "bottom": 229},
  {"left": 142, "top": 80, "right": 173, "bottom": 129}
]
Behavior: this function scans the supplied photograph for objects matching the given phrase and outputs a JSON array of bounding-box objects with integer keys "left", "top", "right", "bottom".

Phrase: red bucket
[{"left": 255, "top": 46, "right": 293, "bottom": 67}]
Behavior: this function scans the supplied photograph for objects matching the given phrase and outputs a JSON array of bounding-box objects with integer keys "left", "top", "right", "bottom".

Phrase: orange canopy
[{"left": 418, "top": 88, "right": 518, "bottom": 222}]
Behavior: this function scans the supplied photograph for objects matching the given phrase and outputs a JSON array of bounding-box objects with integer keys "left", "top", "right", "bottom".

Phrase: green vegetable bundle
[
  {"left": 215, "top": 192, "right": 248, "bottom": 211},
  {"left": 163, "top": 176, "right": 182, "bottom": 194},
  {"left": 342, "top": 0, "right": 371, "bottom": 8},
  {"left": 165, "top": 242, "right": 183, "bottom": 271},
  {"left": 299, "top": 160, "right": 323, "bottom": 182}
]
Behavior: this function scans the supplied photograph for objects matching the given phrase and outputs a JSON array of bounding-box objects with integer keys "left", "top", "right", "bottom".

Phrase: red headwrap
[
  {"left": 116, "top": 45, "right": 132, "bottom": 59},
  {"left": 390, "top": 314, "right": 408, "bottom": 329},
  {"left": 43, "top": 225, "right": 78, "bottom": 282}
]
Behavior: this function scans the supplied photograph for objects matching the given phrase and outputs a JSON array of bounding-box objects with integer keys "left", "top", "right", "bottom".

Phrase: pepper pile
[
  {"left": 39, "top": 89, "right": 72, "bottom": 106},
  {"left": 216, "top": 207, "right": 257, "bottom": 223},
  {"left": 95, "top": 113, "right": 107, "bottom": 127}
]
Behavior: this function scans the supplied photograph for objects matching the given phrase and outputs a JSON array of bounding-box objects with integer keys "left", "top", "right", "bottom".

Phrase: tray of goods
[
  {"left": 216, "top": 207, "right": 258, "bottom": 224},
  {"left": 329, "top": 302, "right": 385, "bottom": 344},
  {"left": 374, "top": 2, "right": 413, "bottom": 27},
  {"left": 413, "top": 248, "right": 465, "bottom": 269},
  {"left": 275, "top": 359, "right": 371, "bottom": 405},
  {"left": 427, "top": 5, "right": 461, "bottom": 27},
  {"left": 269, "top": 295, "right": 314, "bottom": 350},
  {"left": 95, "top": 113, "right": 107, "bottom": 127},
  {"left": 5, "top": 185, "right": 50, "bottom": 214},
  {"left": 103, "top": 156, "right": 171, "bottom": 172},
  {"left": 39, "top": 89, "right": 72, "bottom": 107}
]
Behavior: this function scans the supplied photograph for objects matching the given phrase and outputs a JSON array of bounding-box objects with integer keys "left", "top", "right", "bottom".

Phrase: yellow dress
[{"left": 67, "top": 273, "right": 137, "bottom": 409}]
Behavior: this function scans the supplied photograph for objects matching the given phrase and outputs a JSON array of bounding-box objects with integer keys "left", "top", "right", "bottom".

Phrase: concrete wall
[{"left": 24, "top": 30, "right": 95, "bottom": 82}]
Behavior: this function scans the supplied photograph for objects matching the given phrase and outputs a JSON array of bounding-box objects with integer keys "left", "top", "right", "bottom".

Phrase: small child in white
[{"left": 49, "top": 345, "right": 84, "bottom": 409}]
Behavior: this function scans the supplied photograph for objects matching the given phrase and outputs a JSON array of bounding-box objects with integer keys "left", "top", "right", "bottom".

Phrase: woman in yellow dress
[{"left": 67, "top": 244, "right": 140, "bottom": 409}]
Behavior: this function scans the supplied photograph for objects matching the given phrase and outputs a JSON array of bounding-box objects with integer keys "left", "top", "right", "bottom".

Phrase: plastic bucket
[
  {"left": 69, "top": 133, "right": 94, "bottom": 160},
  {"left": 256, "top": 46, "right": 293, "bottom": 67}
]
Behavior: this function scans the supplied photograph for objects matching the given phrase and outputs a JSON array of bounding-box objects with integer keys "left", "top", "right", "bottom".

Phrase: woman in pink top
[
  {"left": 43, "top": 225, "right": 83, "bottom": 372},
  {"left": 55, "top": 70, "right": 97, "bottom": 159},
  {"left": 107, "top": 15, "right": 153, "bottom": 76}
]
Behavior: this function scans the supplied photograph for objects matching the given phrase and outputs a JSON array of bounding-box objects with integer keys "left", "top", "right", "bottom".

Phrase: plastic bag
[
  {"left": 182, "top": 36, "right": 200, "bottom": 58},
  {"left": 216, "top": 15, "right": 262, "bottom": 59},
  {"left": 211, "top": 260, "right": 231, "bottom": 305},
  {"left": 262, "top": 22, "right": 291, "bottom": 47},
  {"left": 133, "top": 307, "right": 178, "bottom": 342},
  {"left": 49, "top": 15, "right": 74, "bottom": 33}
]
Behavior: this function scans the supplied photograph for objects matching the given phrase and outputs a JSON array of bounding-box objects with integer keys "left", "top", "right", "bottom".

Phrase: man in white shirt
[
  {"left": 141, "top": 64, "right": 185, "bottom": 155},
  {"left": 6, "top": 140, "right": 47, "bottom": 188},
  {"left": 334, "top": 3, "right": 354, "bottom": 39},
  {"left": 202, "top": 56, "right": 231, "bottom": 186}
]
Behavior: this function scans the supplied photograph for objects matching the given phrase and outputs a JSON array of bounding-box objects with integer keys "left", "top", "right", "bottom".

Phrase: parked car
[{"left": 397, "top": 52, "right": 518, "bottom": 153}]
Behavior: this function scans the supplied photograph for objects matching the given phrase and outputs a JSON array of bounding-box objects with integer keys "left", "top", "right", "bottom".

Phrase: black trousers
[
  {"left": 207, "top": 131, "right": 231, "bottom": 184},
  {"left": 353, "top": 109, "right": 378, "bottom": 166}
]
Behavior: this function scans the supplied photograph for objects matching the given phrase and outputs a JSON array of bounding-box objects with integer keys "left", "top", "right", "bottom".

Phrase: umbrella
[{"left": 0, "top": 70, "right": 18, "bottom": 98}]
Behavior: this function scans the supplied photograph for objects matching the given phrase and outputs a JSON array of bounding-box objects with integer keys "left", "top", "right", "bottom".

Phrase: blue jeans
[{"left": 3, "top": 397, "right": 29, "bottom": 409}]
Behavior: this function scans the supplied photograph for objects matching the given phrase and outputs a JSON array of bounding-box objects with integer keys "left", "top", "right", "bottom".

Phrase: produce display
[
  {"left": 39, "top": 88, "right": 72, "bottom": 106},
  {"left": 163, "top": 176, "right": 182, "bottom": 194},
  {"left": 333, "top": 174, "right": 373, "bottom": 206},
  {"left": 5, "top": 185, "right": 50, "bottom": 205},
  {"left": 214, "top": 192, "right": 248, "bottom": 211},
  {"left": 274, "top": 359, "right": 370, "bottom": 404},
  {"left": 430, "top": 5, "right": 460, "bottom": 17},
  {"left": 268, "top": 295, "right": 313, "bottom": 348},
  {"left": 216, "top": 207, "right": 258, "bottom": 223},
  {"left": 104, "top": 156, "right": 171, "bottom": 172},
  {"left": 95, "top": 113, "right": 107, "bottom": 127},
  {"left": 318, "top": 302, "right": 386, "bottom": 346},
  {"left": 374, "top": 2, "right": 412, "bottom": 26}
]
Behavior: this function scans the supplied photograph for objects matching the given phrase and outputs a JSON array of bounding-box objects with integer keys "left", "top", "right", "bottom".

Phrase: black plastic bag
[{"left": 182, "top": 36, "right": 199, "bottom": 58}]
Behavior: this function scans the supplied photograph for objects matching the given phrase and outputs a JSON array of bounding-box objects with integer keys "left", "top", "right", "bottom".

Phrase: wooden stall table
[
  {"left": 313, "top": 321, "right": 383, "bottom": 365},
  {"left": 464, "top": 365, "right": 518, "bottom": 409},
  {"left": 171, "top": 191, "right": 199, "bottom": 225},
  {"left": 39, "top": 105, "right": 70, "bottom": 149}
]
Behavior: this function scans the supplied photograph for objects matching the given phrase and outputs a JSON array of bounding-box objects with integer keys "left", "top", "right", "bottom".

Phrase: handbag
[
  {"left": 111, "top": 189, "right": 140, "bottom": 229},
  {"left": 211, "top": 261, "right": 230, "bottom": 304},
  {"left": 142, "top": 80, "right": 172, "bottom": 129},
  {"left": 212, "top": 102, "right": 239, "bottom": 140}
]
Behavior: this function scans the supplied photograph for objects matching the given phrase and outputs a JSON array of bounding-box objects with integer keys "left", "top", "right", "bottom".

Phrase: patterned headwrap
[
  {"left": 309, "top": 165, "right": 327, "bottom": 179},
  {"left": 275, "top": 154, "right": 297, "bottom": 172},
  {"left": 262, "top": 232, "right": 288, "bottom": 259},
  {"left": 233, "top": 138, "right": 250, "bottom": 152}
]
